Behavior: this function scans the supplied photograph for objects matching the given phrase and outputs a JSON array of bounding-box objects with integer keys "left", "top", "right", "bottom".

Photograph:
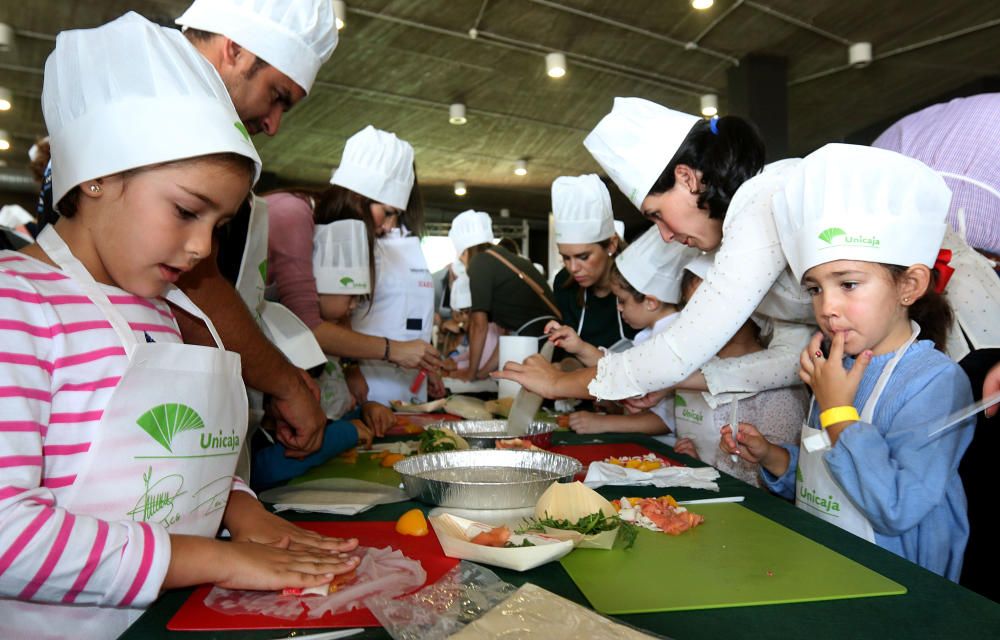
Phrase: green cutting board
[
  {"left": 560, "top": 503, "right": 906, "bottom": 614},
  {"left": 288, "top": 451, "right": 403, "bottom": 488}
]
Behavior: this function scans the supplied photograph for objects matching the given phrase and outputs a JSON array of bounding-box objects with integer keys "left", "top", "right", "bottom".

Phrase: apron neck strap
[
  {"left": 36, "top": 226, "right": 140, "bottom": 355},
  {"left": 859, "top": 320, "right": 920, "bottom": 422}
]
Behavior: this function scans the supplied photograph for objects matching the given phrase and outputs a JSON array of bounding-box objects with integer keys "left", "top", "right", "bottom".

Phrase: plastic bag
[
  {"left": 366, "top": 562, "right": 516, "bottom": 640},
  {"left": 203, "top": 545, "right": 425, "bottom": 620}
]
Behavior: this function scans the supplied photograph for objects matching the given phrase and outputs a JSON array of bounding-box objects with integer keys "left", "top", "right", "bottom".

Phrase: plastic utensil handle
[
  {"left": 923, "top": 390, "right": 1000, "bottom": 444},
  {"left": 410, "top": 369, "right": 428, "bottom": 393},
  {"left": 729, "top": 398, "right": 739, "bottom": 463}
]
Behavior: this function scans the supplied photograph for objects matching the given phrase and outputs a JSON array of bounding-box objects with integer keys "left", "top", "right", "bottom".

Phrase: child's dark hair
[
  {"left": 885, "top": 265, "right": 953, "bottom": 352},
  {"left": 680, "top": 269, "right": 701, "bottom": 305},
  {"left": 609, "top": 262, "right": 645, "bottom": 303},
  {"left": 647, "top": 116, "right": 765, "bottom": 220}
]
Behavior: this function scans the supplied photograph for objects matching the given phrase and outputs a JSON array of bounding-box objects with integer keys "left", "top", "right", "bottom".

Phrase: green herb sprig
[
  {"left": 419, "top": 428, "right": 462, "bottom": 453},
  {"left": 517, "top": 511, "right": 638, "bottom": 550}
]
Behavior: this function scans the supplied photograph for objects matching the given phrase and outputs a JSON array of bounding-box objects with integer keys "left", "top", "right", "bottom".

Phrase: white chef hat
[
  {"left": 773, "top": 143, "right": 951, "bottom": 282},
  {"left": 450, "top": 273, "right": 472, "bottom": 310},
  {"left": 449, "top": 210, "right": 494, "bottom": 255},
  {"left": 313, "top": 219, "right": 371, "bottom": 295},
  {"left": 552, "top": 174, "right": 615, "bottom": 244},
  {"left": 27, "top": 137, "right": 48, "bottom": 164},
  {"left": 682, "top": 252, "right": 715, "bottom": 280},
  {"left": 615, "top": 227, "right": 699, "bottom": 304},
  {"left": 584, "top": 97, "right": 700, "bottom": 210},
  {"left": 43, "top": 12, "right": 261, "bottom": 209},
  {"left": 330, "top": 126, "right": 415, "bottom": 210},
  {"left": 613, "top": 219, "right": 625, "bottom": 239},
  {"left": 176, "top": 0, "right": 337, "bottom": 94}
]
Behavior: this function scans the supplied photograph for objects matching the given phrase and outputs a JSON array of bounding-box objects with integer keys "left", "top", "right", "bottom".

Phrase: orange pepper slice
[{"left": 395, "top": 508, "right": 429, "bottom": 536}]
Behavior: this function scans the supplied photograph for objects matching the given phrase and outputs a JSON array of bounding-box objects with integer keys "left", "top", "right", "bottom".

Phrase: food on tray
[
  {"left": 557, "top": 414, "right": 570, "bottom": 429},
  {"left": 444, "top": 395, "right": 492, "bottom": 419},
  {"left": 281, "top": 569, "right": 357, "bottom": 596},
  {"left": 526, "top": 481, "right": 637, "bottom": 549},
  {"left": 470, "top": 525, "right": 512, "bottom": 547},
  {"left": 418, "top": 426, "right": 470, "bottom": 453},
  {"left": 391, "top": 397, "right": 449, "bottom": 413},
  {"left": 337, "top": 448, "right": 359, "bottom": 464},
  {"left": 395, "top": 508, "right": 430, "bottom": 536},
  {"left": 483, "top": 396, "right": 514, "bottom": 417},
  {"left": 494, "top": 437, "right": 542, "bottom": 451},
  {"left": 378, "top": 452, "right": 406, "bottom": 468},
  {"left": 613, "top": 495, "right": 704, "bottom": 535},
  {"left": 604, "top": 453, "right": 667, "bottom": 472}
]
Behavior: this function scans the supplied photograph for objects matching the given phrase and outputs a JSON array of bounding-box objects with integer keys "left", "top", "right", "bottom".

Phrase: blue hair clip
[{"left": 709, "top": 116, "right": 719, "bottom": 135}]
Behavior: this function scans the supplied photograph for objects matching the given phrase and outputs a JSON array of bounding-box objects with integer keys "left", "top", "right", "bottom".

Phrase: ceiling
[{"left": 2, "top": 0, "right": 999, "bottom": 228}]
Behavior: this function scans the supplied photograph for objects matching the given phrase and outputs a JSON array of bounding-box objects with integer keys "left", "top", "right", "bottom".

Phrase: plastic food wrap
[{"left": 204, "top": 546, "right": 425, "bottom": 620}]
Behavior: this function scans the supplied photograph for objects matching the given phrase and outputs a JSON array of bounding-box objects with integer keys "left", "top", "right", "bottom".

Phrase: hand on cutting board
[
  {"left": 673, "top": 437, "right": 699, "bottom": 460},
  {"left": 361, "top": 401, "right": 394, "bottom": 438},
  {"left": 223, "top": 491, "right": 359, "bottom": 554}
]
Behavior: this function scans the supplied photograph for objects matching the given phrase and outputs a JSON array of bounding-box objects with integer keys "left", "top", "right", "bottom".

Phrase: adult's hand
[
  {"left": 621, "top": 388, "right": 671, "bottom": 414},
  {"left": 984, "top": 361, "right": 1000, "bottom": 418},
  {"left": 271, "top": 368, "right": 326, "bottom": 459},
  {"left": 390, "top": 339, "right": 442, "bottom": 371},
  {"left": 493, "top": 354, "right": 562, "bottom": 399}
]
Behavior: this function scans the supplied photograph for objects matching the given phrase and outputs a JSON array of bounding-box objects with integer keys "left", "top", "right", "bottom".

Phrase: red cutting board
[
  {"left": 549, "top": 443, "right": 684, "bottom": 481},
  {"left": 167, "top": 521, "right": 458, "bottom": 630}
]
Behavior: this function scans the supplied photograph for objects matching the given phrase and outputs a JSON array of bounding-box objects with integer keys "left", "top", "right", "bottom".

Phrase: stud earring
[
  {"left": 902, "top": 297, "right": 910, "bottom": 304},
  {"left": 88, "top": 184, "right": 102, "bottom": 193}
]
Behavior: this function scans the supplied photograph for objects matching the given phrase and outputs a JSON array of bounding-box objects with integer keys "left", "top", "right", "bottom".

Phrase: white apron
[
  {"left": 795, "top": 322, "right": 920, "bottom": 542},
  {"left": 353, "top": 229, "right": 434, "bottom": 405},
  {"left": 578, "top": 288, "right": 632, "bottom": 353},
  {"left": 318, "top": 356, "right": 354, "bottom": 420},
  {"left": 235, "top": 196, "right": 326, "bottom": 371},
  {"left": 673, "top": 390, "right": 718, "bottom": 460},
  {"left": 6, "top": 228, "right": 248, "bottom": 640}
]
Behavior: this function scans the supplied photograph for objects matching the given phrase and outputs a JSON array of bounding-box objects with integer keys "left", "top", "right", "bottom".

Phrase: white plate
[{"left": 430, "top": 514, "right": 574, "bottom": 572}]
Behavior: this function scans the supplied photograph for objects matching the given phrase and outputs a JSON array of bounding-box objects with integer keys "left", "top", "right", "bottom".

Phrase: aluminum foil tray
[
  {"left": 394, "top": 449, "right": 582, "bottom": 509},
  {"left": 430, "top": 419, "right": 558, "bottom": 449}
]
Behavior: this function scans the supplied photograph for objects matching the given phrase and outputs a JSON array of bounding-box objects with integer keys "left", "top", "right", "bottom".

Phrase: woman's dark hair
[
  {"left": 560, "top": 237, "right": 625, "bottom": 309},
  {"left": 885, "top": 265, "right": 952, "bottom": 352},
  {"left": 29, "top": 137, "right": 50, "bottom": 184},
  {"left": 647, "top": 116, "right": 765, "bottom": 220},
  {"left": 55, "top": 152, "right": 256, "bottom": 218},
  {"left": 398, "top": 164, "right": 425, "bottom": 236},
  {"left": 496, "top": 237, "right": 520, "bottom": 255},
  {"left": 313, "top": 184, "right": 379, "bottom": 303}
]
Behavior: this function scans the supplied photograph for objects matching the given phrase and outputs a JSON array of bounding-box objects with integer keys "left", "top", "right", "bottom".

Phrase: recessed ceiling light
[
  {"left": 514, "top": 159, "right": 528, "bottom": 176},
  {"left": 333, "top": 1, "right": 346, "bottom": 30},
  {"left": 449, "top": 102, "right": 467, "bottom": 125},
  {"left": 0, "top": 130, "right": 11, "bottom": 151},
  {"left": 454, "top": 180, "right": 467, "bottom": 196},
  {"left": 691, "top": 0, "right": 714, "bottom": 10},
  {"left": 0, "top": 87, "right": 11, "bottom": 111}
]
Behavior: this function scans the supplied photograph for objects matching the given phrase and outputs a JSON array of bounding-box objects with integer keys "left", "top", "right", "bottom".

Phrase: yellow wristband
[{"left": 819, "top": 406, "right": 860, "bottom": 429}]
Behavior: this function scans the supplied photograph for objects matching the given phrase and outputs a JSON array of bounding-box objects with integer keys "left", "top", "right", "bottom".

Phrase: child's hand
[
  {"left": 361, "top": 401, "right": 394, "bottom": 438},
  {"left": 546, "top": 324, "right": 584, "bottom": 354},
  {"left": 622, "top": 389, "right": 670, "bottom": 414},
  {"left": 351, "top": 419, "right": 374, "bottom": 448},
  {"left": 799, "top": 331, "right": 871, "bottom": 412},
  {"left": 567, "top": 411, "right": 606, "bottom": 434},
  {"left": 720, "top": 422, "right": 769, "bottom": 464},
  {"left": 224, "top": 492, "right": 359, "bottom": 554},
  {"left": 984, "top": 362, "right": 1000, "bottom": 418},
  {"left": 673, "top": 437, "right": 699, "bottom": 459},
  {"left": 218, "top": 539, "right": 360, "bottom": 591}
]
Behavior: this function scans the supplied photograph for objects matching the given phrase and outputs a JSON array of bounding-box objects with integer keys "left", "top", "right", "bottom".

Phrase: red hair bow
[{"left": 933, "top": 249, "right": 954, "bottom": 294}]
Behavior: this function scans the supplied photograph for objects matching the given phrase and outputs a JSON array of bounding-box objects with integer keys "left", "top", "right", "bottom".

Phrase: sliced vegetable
[{"left": 395, "top": 508, "right": 429, "bottom": 536}]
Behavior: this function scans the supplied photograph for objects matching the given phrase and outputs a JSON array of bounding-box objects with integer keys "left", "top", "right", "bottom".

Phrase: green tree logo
[
  {"left": 340, "top": 276, "right": 355, "bottom": 287},
  {"left": 234, "top": 121, "right": 251, "bottom": 142},
  {"left": 674, "top": 395, "right": 687, "bottom": 407},
  {"left": 796, "top": 466, "right": 804, "bottom": 483},
  {"left": 818, "top": 228, "right": 846, "bottom": 244},
  {"left": 136, "top": 403, "right": 205, "bottom": 452},
  {"left": 258, "top": 259, "right": 268, "bottom": 283}
]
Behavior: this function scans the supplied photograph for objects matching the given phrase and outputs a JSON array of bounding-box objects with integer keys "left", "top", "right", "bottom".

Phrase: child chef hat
[
  {"left": 449, "top": 210, "right": 495, "bottom": 255},
  {"left": 176, "top": 0, "right": 337, "bottom": 94},
  {"left": 683, "top": 252, "right": 716, "bottom": 280},
  {"left": 773, "top": 143, "right": 951, "bottom": 282},
  {"left": 616, "top": 227, "right": 699, "bottom": 304},
  {"left": 584, "top": 97, "right": 700, "bottom": 210},
  {"left": 613, "top": 219, "right": 626, "bottom": 239},
  {"left": 450, "top": 272, "right": 472, "bottom": 310},
  {"left": 313, "top": 219, "right": 371, "bottom": 295},
  {"left": 552, "top": 174, "right": 615, "bottom": 244},
  {"left": 43, "top": 12, "right": 261, "bottom": 210},
  {"left": 330, "top": 126, "right": 416, "bottom": 210}
]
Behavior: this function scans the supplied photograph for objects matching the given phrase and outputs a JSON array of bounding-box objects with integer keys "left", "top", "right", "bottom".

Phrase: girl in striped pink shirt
[{"left": 0, "top": 13, "right": 356, "bottom": 640}]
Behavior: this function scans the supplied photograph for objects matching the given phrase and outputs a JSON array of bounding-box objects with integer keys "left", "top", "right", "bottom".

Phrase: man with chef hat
[{"left": 170, "top": 0, "right": 339, "bottom": 461}]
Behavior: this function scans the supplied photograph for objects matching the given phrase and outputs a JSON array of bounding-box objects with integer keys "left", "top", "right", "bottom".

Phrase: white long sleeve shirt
[{"left": 590, "top": 160, "right": 815, "bottom": 400}]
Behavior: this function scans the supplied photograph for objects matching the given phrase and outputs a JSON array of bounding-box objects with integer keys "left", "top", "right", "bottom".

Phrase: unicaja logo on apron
[
  {"left": 674, "top": 395, "right": 703, "bottom": 423},
  {"left": 817, "top": 227, "right": 881, "bottom": 250},
  {"left": 136, "top": 403, "right": 241, "bottom": 454},
  {"left": 338, "top": 276, "right": 368, "bottom": 289}
]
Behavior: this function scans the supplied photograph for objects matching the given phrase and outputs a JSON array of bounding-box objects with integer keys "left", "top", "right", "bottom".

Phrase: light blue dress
[{"left": 761, "top": 340, "right": 974, "bottom": 581}]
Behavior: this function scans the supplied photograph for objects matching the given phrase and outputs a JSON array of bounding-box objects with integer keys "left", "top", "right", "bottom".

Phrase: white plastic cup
[{"left": 498, "top": 335, "right": 538, "bottom": 398}]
